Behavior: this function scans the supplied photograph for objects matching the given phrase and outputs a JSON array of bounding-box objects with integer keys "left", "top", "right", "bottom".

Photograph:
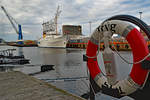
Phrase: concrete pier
[{"left": 0, "top": 71, "right": 85, "bottom": 100}]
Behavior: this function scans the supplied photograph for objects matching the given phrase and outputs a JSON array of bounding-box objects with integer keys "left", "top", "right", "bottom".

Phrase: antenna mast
[{"left": 54, "top": 5, "right": 61, "bottom": 35}]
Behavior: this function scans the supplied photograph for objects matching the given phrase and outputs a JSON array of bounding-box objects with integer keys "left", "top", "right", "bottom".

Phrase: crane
[{"left": 1, "top": 6, "right": 23, "bottom": 44}]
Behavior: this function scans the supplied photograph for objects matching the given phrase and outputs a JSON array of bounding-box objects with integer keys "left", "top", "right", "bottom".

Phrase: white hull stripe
[
  {"left": 90, "top": 36, "right": 99, "bottom": 45},
  {"left": 122, "top": 25, "right": 134, "bottom": 37},
  {"left": 127, "top": 76, "right": 141, "bottom": 89},
  {"left": 94, "top": 73, "right": 103, "bottom": 82}
]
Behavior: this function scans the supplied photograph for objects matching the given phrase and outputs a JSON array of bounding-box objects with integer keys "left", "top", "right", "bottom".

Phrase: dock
[{"left": 0, "top": 71, "right": 85, "bottom": 100}]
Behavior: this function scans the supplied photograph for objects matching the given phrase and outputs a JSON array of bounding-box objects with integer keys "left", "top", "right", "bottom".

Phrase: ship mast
[{"left": 54, "top": 5, "right": 61, "bottom": 35}]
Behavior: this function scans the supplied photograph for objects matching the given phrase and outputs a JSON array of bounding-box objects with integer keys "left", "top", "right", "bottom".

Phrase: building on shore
[
  {"left": 62, "top": 25, "right": 82, "bottom": 35},
  {"left": 62, "top": 25, "right": 89, "bottom": 43}
]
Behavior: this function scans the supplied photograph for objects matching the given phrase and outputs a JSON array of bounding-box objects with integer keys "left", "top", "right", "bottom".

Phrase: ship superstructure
[{"left": 38, "top": 6, "right": 67, "bottom": 48}]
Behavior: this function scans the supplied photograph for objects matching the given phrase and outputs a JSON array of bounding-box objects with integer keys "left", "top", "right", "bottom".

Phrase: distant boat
[
  {"left": 38, "top": 34, "right": 67, "bottom": 48},
  {"left": 0, "top": 49, "right": 30, "bottom": 65},
  {"left": 0, "top": 57, "right": 30, "bottom": 65},
  {"left": 38, "top": 5, "right": 67, "bottom": 48}
]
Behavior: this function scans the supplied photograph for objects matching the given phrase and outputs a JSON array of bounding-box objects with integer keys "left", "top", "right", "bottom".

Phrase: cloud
[
  {"left": 75, "top": 0, "right": 86, "bottom": 4},
  {"left": 0, "top": 0, "right": 150, "bottom": 41}
]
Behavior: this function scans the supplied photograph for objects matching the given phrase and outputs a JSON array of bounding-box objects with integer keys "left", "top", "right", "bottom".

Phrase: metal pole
[
  {"left": 139, "top": 12, "right": 142, "bottom": 33},
  {"left": 139, "top": 11, "right": 142, "bottom": 20},
  {"left": 90, "top": 76, "right": 95, "bottom": 100},
  {"left": 56, "top": 16, "right": 58, "bottom": 35},
  {"left": 89, "top": 21, "right": 92, "bottom": 34}
]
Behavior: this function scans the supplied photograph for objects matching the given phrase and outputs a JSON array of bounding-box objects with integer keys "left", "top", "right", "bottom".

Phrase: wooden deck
[{"left": 0, "top": 71, "right": 85, "bottom": 100}]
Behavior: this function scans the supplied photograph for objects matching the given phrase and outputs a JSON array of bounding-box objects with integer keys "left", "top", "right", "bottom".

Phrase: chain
[{"left": 110, "top": 38, "right": 150, "bottom": 64}]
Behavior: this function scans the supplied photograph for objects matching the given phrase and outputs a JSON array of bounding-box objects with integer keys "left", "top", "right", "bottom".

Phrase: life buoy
[{"left": 86, "top": 20, "right": 149, "bottom": 97}]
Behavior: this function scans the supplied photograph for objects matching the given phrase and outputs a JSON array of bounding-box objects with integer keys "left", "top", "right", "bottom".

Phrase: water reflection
[
  {"left": 18, "top": 47, "right": 23, "bottom": 56},
  {"left": 37, "top": 48, "right": 86, "bottom": 78},
  {"left": 0, "top": 46, "right": 133, "bottom": 98}
]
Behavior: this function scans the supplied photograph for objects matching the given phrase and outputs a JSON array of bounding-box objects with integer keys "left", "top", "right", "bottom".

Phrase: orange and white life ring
[{"left": 86, "top": 20, "right": 149, "bottom": 97}]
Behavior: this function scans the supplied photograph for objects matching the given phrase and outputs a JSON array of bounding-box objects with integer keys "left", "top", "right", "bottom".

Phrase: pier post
[
  {"left": 83, "top": 54, "right": 101, "bottom": 100},
  {"left": 90, "top": 76, "right": 95, "bottom": 100},
  {"left": 89, "top": 76, "right": 101, "bottom": 100}
]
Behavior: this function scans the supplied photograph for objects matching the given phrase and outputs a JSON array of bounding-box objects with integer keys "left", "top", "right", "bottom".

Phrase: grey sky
[{"left": 0, "top": 0, "right": 150, "bottom": 41}]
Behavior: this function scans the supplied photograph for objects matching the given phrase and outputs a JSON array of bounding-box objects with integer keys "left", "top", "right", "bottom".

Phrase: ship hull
[{"left": 38, "top": 35, "right": 67, "bottom": 48}]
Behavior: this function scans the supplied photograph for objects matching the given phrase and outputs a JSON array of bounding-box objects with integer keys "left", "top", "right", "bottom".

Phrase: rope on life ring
[{"left": 86, "top": 19, "right": 150, "bottom": 98}]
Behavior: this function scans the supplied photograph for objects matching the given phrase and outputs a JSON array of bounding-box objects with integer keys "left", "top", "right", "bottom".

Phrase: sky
[{"left": 0, "top": 0, "right": 150, "bottom": 41}]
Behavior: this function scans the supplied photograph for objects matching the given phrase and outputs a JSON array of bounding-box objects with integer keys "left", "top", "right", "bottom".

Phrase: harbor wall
[{"left": 67, "top": 40, "right": 150, "bottom": 51}]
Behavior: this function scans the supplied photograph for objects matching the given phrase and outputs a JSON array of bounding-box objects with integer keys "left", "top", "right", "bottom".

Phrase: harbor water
[{"left": 0, "top": 46, "right": 133, "bottom": 99}]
